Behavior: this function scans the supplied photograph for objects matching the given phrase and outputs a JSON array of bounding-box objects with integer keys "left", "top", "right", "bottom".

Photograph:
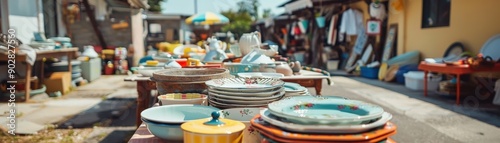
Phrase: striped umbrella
[{"left": 185, "top": 12, "right": 229, "bottom": 25}]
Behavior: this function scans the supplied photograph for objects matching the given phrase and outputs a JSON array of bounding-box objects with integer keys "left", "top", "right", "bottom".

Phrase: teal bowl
[
  {"left": 141, "top": 104, "right": 220, "bottom": 124},
  {"left": 142, "top": 118, "right": 183, "bottom": 142}
]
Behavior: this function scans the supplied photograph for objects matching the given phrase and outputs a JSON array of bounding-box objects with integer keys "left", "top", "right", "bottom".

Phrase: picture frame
[
  {"left": 366, "top": 20, "right": 382, "bottom": 35},
  {"left": 381, "top": 24, "right": 398, "bottom": 62}
]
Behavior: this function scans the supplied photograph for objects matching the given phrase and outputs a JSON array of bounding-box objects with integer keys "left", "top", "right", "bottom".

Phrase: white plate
[
  {"left": 208, "top": 91, "right": 285, "bottom": 101},
  {"left": 283, "top": 82, "right": 307, "bottom": 93},
  {"left": 209, "top": 91, "right": 285, "bottom": 104},
  {"left": 238, "top": 72, "right": 284, "bottom": 78},
  {"left": 209, "top": 99, "right": 268, "bottom": 108},
  {"left": 209, "top": 86, "right": 283, "bottom": 97},
  {"left": 260, "top": 109, "right": 392, "bottom": 134},
  {"left": 206, "top": 77, "right": 285, "bottom": 92}
]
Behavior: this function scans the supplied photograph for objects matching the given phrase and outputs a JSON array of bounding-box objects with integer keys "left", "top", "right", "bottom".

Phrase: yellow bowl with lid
[{"left": 181, "top": 111, "right": 245, "bottom": 143}]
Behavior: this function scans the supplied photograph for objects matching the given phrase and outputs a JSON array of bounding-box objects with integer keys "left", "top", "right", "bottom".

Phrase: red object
[
  {"left": 175, "top": 59, "right": 188, "bottom": 67},
  {"left": 418, "top": 62, "right": 500, "bottom": 105},
  {"left": 104, "top": 61, "right": 115, "bottom": 75}
]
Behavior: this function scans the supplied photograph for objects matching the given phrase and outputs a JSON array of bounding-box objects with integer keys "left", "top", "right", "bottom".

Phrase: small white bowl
[{"left": 157, "top": 93, "right": 207, "bottom": 105}]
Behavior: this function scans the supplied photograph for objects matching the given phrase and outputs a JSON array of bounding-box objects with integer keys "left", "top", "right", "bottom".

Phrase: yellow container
[{"left": 181, "top": 112, "right": 245, "bottom": 143}]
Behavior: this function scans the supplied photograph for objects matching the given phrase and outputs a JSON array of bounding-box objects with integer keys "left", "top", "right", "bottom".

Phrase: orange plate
[
  {"left": 250, "top": 115, "right": 397, "bottom": 142},
  {"left": 258, "top": 128, "right": 396, "bottom": 143}
]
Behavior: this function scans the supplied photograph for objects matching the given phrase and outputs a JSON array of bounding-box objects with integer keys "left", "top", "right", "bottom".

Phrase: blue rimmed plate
[
  {"left": 268, "top": 96, "right": 384, "bottom": 125},
  {"left": 260, "top": 109, "right": 392, "bottom": 133}
]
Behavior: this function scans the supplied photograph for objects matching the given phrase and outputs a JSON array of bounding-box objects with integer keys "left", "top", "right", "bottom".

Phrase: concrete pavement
[{"left": 324, "top": 76, "right": 500, "bottom": 143}]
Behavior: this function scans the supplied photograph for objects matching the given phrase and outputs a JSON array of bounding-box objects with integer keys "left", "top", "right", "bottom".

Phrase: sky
[{"left": 161, "top": 0, "right": 289, "bottom": 17}]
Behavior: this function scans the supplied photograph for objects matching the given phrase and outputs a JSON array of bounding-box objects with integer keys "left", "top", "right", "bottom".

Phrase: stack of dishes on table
[
  {"left": 253, "top": 95, "right": 397, "bottom": 143},
  {"left": 283, "top": 82, "right": 310, "bottom": 97},
  {"left": 205, "top": 77, "right": 286, "bottom": 109}
]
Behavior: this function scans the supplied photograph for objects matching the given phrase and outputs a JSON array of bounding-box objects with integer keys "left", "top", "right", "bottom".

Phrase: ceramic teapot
[
  {"left": 203, "top": 36, "right": 228, "bottom": 62},
  {"left": 275, "top": 62, "right": 295, "bottom": 76},
  {"left": 239, "top": 31, "right": 262, "bottom": 56}
]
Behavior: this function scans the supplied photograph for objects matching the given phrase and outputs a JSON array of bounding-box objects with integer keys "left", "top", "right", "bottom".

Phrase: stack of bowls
[
  {"left": 205, "top": 77, "right": 286, "bottom": 109},
  {"left": 283, "top": 82, "right": 310, "bottom": 97},
  {"left": 140, "top": 104, "right": 220, "bottom": 142},
  {"left": 252, "top": 95, "right": 397, "bottom": 143},
  {"left": 152, "top": 68, "right": 231, "bottom": 94}
]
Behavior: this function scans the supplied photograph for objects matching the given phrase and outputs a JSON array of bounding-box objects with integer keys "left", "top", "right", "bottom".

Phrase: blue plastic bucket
[{"left": 316, "top": 17, "right": 326, "bottom": 28}]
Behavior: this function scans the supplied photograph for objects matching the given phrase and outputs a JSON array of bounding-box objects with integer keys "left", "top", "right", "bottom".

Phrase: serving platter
[
  {"left": 268, "top": 96, "right": 384, "bottom": 125},
  {"left": 260, "top": 109, "right": 392, "bottom": 133},
  {"left": 250, "top": 115, "right": 397, "bottom": 142}
]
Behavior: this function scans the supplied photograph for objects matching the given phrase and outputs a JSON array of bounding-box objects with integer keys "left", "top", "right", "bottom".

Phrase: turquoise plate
[{"left": 268, "top": 96, "right": 384, "bottom": 125}]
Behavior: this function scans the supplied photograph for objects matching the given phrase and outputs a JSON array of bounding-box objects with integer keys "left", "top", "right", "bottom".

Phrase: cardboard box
[{"left": 44, "top": 72, "right": 71, "bottom": 95}]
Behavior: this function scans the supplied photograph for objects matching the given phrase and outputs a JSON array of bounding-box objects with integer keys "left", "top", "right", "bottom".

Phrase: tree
[
  {"left": 148, "top": 0, "right": 166, "bottom": 12},
  {"left": 220, "top": 10, "right": 253, "bottom": 36},
  {"left": 262, "top": 8, "right": 272, "bottom": 19},
  {"left": 236, "top": 0, "right": 259, "bottom": 20}
]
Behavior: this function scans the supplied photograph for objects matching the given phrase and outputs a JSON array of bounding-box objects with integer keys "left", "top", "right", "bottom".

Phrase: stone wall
[{"left": 70, "top": 11, "right": 132, "bottom": 49}]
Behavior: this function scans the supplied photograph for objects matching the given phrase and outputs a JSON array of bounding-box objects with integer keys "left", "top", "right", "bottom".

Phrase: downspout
[{"left": 0, "top": 0, "right": 10, "bottom": 33}]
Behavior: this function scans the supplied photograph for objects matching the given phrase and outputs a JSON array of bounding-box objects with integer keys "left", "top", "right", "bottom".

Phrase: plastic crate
[
  {"left": 404, "top": 71, "right": 441, "bottom": 91},
  {"left": 360, "top": 67, "right": 380, "bottom": 79}
]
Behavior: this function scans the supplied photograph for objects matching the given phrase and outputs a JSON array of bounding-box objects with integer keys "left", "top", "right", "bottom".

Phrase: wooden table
[
  {"left": 124, "top": 70, "right": 330, "bottom": 127},
  {"left": 418, "top": 62, "right": 500, "bottom": 105},
  {"left": 0, "top": 48, "right": 78, "bottom": 102}
]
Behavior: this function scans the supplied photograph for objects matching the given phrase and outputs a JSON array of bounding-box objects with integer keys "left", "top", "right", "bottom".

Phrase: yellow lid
[
  {"left": 146, "top": 60, "right": 159, "bottom": 66},
  {"left": 181, "top": 112, "right": 245, "bottom": 135}
]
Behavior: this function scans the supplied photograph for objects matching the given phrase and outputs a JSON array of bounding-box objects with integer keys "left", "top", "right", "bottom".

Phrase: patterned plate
[
  {"left": 205, "top": 77, "right": 285, "bottom": 92},
  {"left": 208, "top": 90, "right": 284, "bottom": 101},
  {"left": 268, "top": 96, "right": 384, "bottom": 125},
  {"left": 209, "top": 86, "right": 283, "bottom": 96},
  {"left": 209, "top": 90, "right": 285, "bottom": 104},
  {"left": 260, "top": 109, "right": 392, "bottom": 134},
  {"left": 251, "top": 115, "right": 397, "bottom": 142}
]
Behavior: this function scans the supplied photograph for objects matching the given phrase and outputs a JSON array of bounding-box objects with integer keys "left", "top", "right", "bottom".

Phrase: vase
[{"left": 82, "top": 45, "right": 99, "bottom": 58}]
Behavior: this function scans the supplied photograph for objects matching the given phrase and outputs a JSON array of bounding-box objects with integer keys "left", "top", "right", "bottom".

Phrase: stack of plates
[
  {"left": 205, "top": 77, "right": 286, "bottom": 109},
  {"left": 251, "top": 96, "right": 397, "bottom": 143},
  {"left": 283, "top": 82, "right": 309, "bottom": 97}
]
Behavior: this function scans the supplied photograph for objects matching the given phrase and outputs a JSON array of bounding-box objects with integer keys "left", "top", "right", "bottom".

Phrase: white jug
[{"left": 239, "top": 31, "right": 261, "bottom": 56}]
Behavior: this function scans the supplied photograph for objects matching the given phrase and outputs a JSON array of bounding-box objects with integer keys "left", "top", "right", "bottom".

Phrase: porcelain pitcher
[{"left": 239, "top": 31, "right": 262, "bottom": 56}]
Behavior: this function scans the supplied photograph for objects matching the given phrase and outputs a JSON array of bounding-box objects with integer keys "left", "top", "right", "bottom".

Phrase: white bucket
[{"left": 404, "top": 71, "right": 442, "bottom": 91}]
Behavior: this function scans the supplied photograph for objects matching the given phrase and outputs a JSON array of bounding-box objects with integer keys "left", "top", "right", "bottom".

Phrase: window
[{"left": 422, "top": 0, "right": 451, "bottom": 28}]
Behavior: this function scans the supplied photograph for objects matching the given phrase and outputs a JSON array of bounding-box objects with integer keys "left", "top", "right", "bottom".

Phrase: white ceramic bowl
[
  {"left": 141, "top": 118, "right": 183, "bottom": 142},
  {"left": 137, "top": 67, "right": 164, "bottom": 77},
  {"left": 220, "top": 108, "right": 263, "bottom": 143},
  {"left": 158, "top": 93, "right": 207, "bottom": 105}
]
